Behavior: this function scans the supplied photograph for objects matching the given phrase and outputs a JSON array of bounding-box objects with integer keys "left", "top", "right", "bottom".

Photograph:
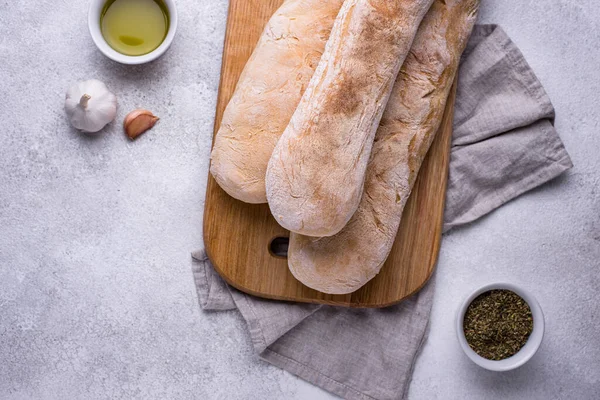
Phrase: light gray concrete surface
[{"left": 0, "top": 0, "right": 598, "bottom": 399}]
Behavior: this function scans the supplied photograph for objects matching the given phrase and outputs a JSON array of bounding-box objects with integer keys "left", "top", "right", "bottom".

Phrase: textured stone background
[{"left": 0, "top": 0, "right": 598, "bottom": 399}]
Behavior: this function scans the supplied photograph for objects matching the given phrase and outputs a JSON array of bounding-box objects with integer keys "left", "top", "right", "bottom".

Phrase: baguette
[
  {"left": 210, "top": 0, "right": 344, "bottom": 204},
  {"left": 288, "top": 0, "right": 481, "bottom": 294},
  {"left": 266, "top": 0, "right": 435, "bottom": 237}
]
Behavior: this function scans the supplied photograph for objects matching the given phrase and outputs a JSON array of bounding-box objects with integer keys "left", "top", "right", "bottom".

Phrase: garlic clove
[{"left": 123, "top": 109, "right": 159, "bottom": 139}]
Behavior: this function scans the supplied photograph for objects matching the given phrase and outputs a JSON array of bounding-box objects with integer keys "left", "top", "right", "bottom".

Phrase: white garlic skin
[{"left": 65, "top": 79, "right": 117, "bottom": 133}]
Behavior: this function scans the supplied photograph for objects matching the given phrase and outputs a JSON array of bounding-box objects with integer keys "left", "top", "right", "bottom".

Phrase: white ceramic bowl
[
  {"left": 456, "top": 282, "right": 545, "bottom": 371},
  {"left": 88, "top": 0, "right": 178, "bottom": 65}
]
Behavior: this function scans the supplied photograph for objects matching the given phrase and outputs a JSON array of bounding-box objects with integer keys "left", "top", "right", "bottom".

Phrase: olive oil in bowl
[{"left": 100, "top": 0, "right": 169, "bottom": 56}]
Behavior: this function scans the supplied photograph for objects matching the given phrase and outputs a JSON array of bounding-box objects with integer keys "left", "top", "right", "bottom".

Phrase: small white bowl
[
  {"left": 456, "top": 282, "right": 544, "bottom": 371},
  {"left": 88, "top": 0, "right": 178, "bottom": 65}
]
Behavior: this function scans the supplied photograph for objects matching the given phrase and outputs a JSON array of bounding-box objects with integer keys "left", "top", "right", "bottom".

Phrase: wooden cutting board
[{"left": 203, "top": 0, "right": 455, "bottom": 308}]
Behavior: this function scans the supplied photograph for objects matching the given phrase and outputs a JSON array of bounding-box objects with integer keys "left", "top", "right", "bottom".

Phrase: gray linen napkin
[{"left": 192, "top": 25, "right": 572, "bottom": 400}]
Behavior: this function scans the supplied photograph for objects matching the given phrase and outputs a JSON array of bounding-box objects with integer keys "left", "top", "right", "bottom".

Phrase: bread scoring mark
[
  {"left": 407, "top": 134, "right": 418, "bottom": 175},
  {"left": 373, "top": 214, "right": 385, "bottom": 232},
  {"left": 422, "top": 88, "right": 435, "bottom": 98},
  {"left": 408, "top": 134, "right": 417, "bottom": 154}
]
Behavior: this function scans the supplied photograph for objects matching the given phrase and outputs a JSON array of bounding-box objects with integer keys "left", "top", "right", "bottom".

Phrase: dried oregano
[{"left": 463, "top": 290, "right": 533, "bottom": 361}]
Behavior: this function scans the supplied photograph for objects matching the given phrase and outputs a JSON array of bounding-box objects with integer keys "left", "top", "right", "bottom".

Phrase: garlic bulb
[{"left": 65, "top": 79, "right": 117, "bottom": 132}]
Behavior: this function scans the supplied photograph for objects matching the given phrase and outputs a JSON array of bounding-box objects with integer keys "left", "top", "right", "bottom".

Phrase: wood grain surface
[{"left": 203, "top": 0, "right": 455, "bottom": 308}]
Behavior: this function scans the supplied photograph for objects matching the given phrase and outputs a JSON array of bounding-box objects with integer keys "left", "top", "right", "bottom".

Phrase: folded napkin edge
[
  {"left": 261, "top": 348, "right": 377, "bottom": 400},
  {"left": 443, "top": 151, "right": 573, "bottom": 232}
]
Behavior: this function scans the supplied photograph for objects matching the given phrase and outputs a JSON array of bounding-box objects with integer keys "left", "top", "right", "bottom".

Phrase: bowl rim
[
  {"left": 456, "top": 282, "right": 545, "bottom": 371},
  {"left": 88, "top": 0, "right": 178, "bottom": 65}
]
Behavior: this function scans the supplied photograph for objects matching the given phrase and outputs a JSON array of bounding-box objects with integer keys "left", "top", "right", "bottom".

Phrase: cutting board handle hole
[{"left": 269, "top": 237, "right": 289, "bottom": 258}]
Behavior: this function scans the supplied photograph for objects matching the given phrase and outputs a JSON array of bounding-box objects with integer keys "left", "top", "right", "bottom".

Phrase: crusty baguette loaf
[
  {"left": 210, "top": 0, "right": 344, "bottom": 204},
  {"left": 288, "top": 0, "right": 481, "bottom": 294},
  {"left": 266, "top": 0, "right": 435, "bottom": 237}
]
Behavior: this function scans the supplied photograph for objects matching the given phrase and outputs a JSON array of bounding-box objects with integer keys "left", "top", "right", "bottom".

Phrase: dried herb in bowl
[{"left": 463, "top": 290, "right": 533, "bottom": 361}]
